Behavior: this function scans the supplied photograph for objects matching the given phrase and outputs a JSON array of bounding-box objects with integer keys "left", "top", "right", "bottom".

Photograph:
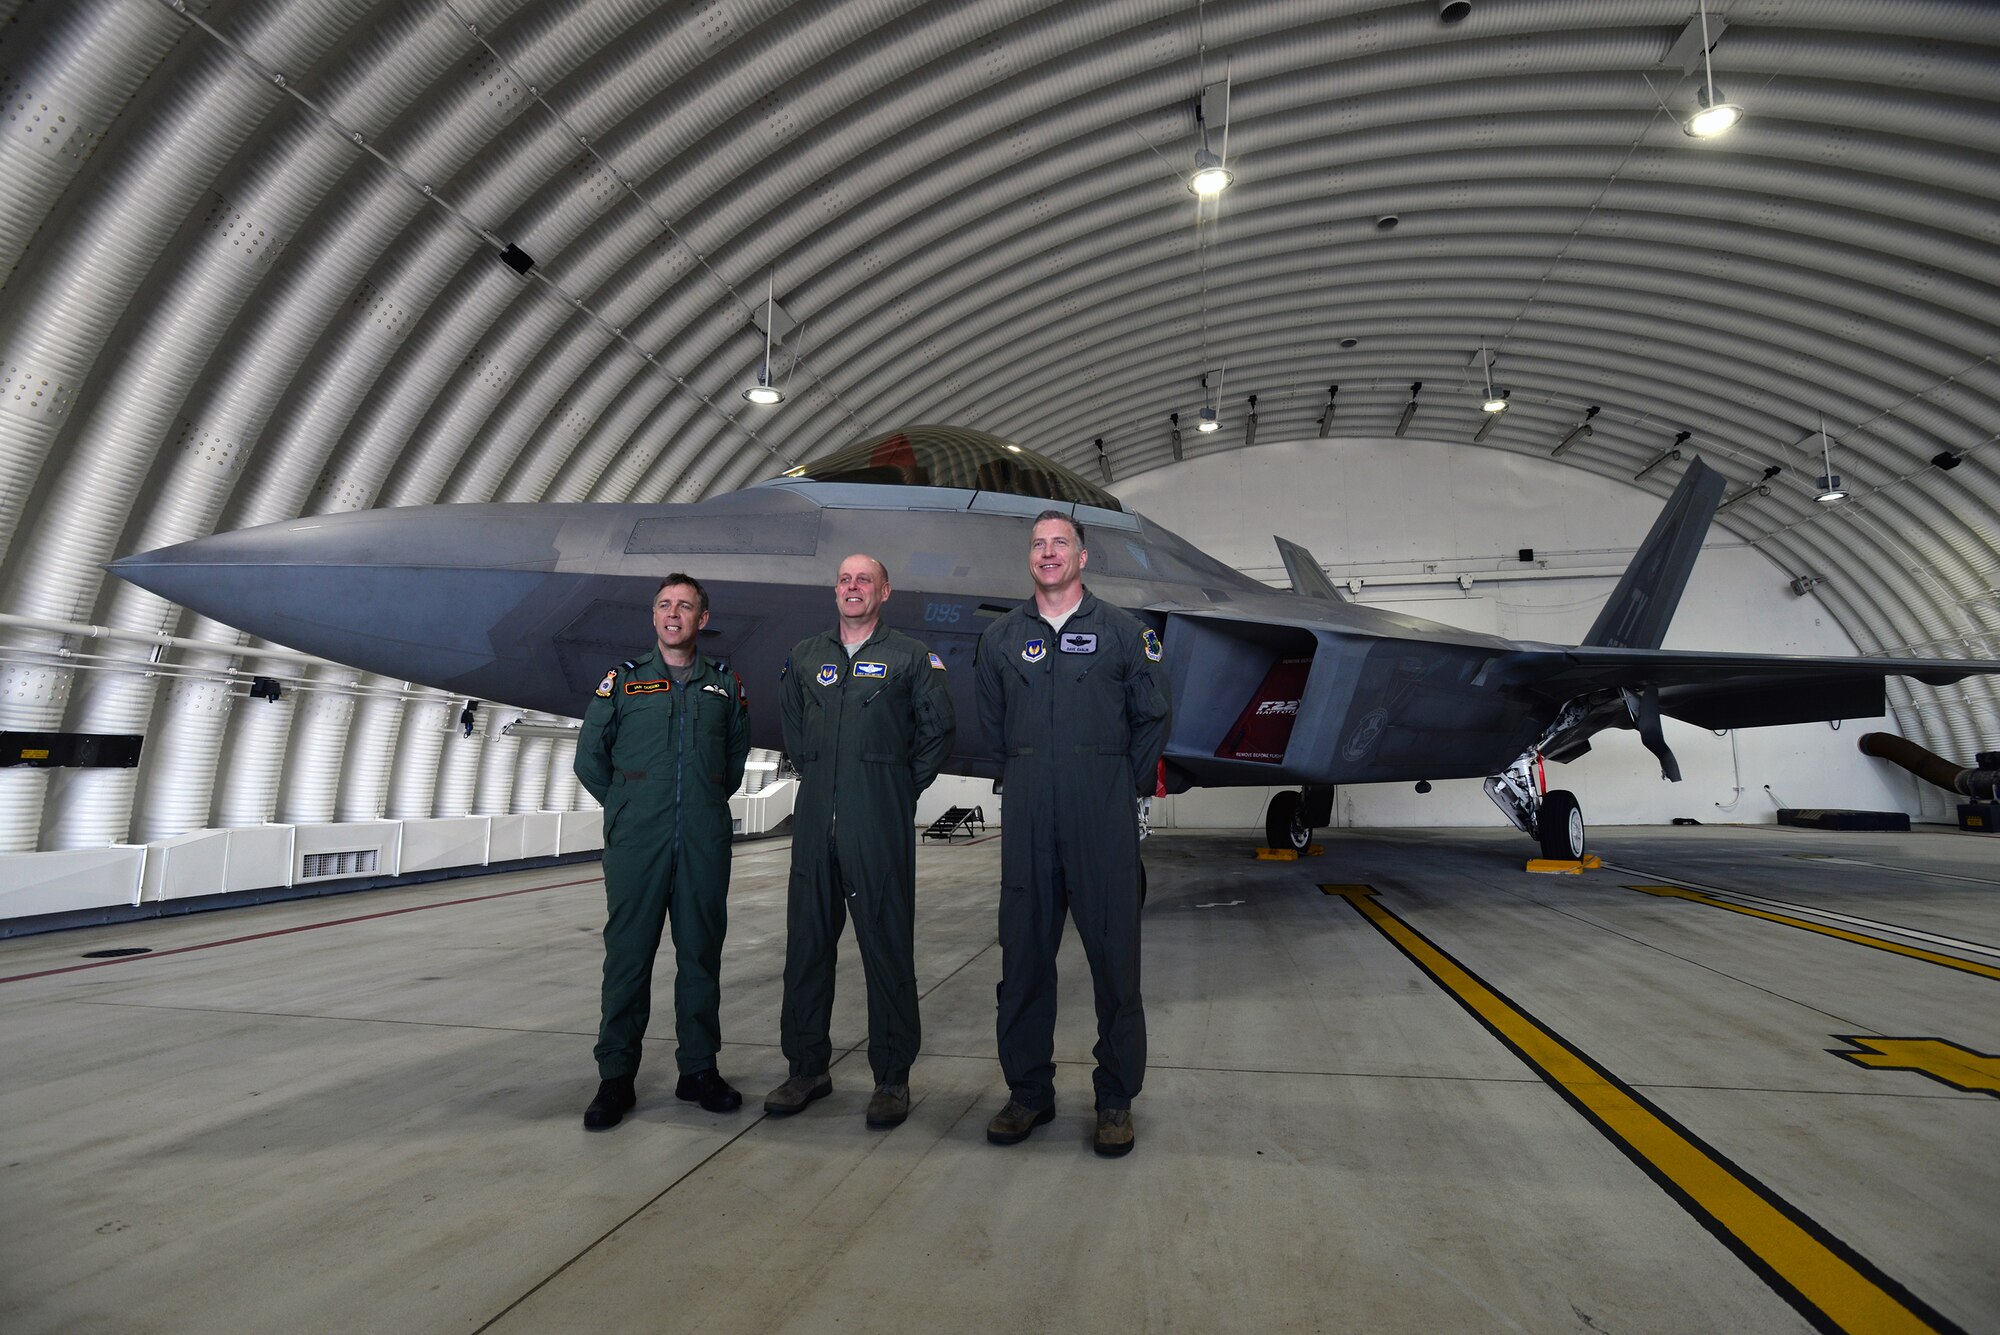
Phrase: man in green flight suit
[
  {"left": 574, "top": 573, "right": 751, "bottom": 1130},
  {"left": 764, "top": 554, "right": 956, "bottom": 1128}
]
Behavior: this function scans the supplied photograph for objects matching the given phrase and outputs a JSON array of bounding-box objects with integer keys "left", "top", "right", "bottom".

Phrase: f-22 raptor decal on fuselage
[{"left": 111, "top": 425, "right": 2000, "bottom": 861}]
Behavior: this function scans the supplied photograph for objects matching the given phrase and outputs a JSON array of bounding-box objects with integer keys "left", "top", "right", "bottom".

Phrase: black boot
[
  {"left": 583, "top": 1076, "right": 636, "bottom": 1131},
  {"left": 675, "top": 1068, "right": 743, "bottom": 1113}
]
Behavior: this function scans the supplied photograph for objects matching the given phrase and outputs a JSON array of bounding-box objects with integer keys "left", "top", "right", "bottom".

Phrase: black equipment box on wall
[
  {"left": 1775, "top": 808, "right": 1911, "bottom": 832},
  {"left": 0, "top": 732, "right": 143, "bottom": 768}
]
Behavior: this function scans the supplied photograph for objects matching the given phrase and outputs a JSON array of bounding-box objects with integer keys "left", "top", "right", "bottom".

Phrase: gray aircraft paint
[{"left": 111, "top": 431, "right": 2000, "bottom": 799}]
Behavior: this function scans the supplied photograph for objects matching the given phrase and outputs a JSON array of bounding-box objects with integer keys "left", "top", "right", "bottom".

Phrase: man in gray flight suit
[
  {"left": 976, "top": 510, "right": 1170, "bottom": 1157},
  {"left": 765, "top": 554, "right": 956, "bottom": 1128},
  {"left": 574, "top": 573, "right": 751, "bottom": 1130}
]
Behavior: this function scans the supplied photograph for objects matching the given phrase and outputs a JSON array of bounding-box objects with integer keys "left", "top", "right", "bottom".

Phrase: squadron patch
[
  {"left": 595, "top": 669, "right": 616, "bottom": 698},
  {"left": 779, "top": 656, "right": 790, "bottom": 681},
  {"left": 928, "top": 653, "right": 946, "bottom": 670},
  {"left": 1022, "top": 638, "right": 1046, "bottom": 663},
  {"left": 1142, "top": 627, "right": 1163, "bottom": 662},
  {"left": 816, "top": 664, "right": 840, "bottom": 686},
  {"left": 854, "top": 661, "right": 887, "bottom": 678},
  {"left": 1059, "top": 632, "right": 1097, "bottom": 654}
]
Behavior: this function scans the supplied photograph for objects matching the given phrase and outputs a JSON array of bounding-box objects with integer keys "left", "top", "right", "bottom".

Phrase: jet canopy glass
[{"left": 793, "top": 424, "right": 1123, "bottom": 512}]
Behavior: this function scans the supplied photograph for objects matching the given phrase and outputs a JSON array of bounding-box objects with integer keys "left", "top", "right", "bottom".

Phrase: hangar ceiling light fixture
[
  {"left": 1682, "top": 0, "right": 1744, "bottom": 138},
  {"left": 1814, "top": 416, "right": 1847, "bottom": 503},
  {"left": 1318, "top": 385, "right": 1338, "bottom": 437},
  {"left": 1396, "top": 381, "right": 1422, "bottom": 437},
  {"left": 1244, "top": 394, "right": 1259, "bottom": 446},
  {"left": 1197, "top": 369, "right": 1224, "bottom": 432},
  {"left": 1635, "top": 430, "right": 1692, "bottom": 481},
  {"left": 1551, "top": 406, "right": 1600, "bottom": 457},
  {"left": 1478, "top": 343, "right": 1509, "bottom": 414},
  {"left": 742, "top": 271, "right": 786, "bottom": 405},
  {"left": 1168, "top": 412, "right": 1184, "bottom": 461},
  {"left": 1718, "top": 465, "right": 1782, "bottom": 514}
]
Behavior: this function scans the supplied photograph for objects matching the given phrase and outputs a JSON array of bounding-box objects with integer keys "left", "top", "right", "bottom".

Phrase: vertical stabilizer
[
  {"left": 1583, "top": 457, "right": 1726, "bottom": 649},
  {"left": 1274, "top": 535, "right": 1346, "bottom": 601}
]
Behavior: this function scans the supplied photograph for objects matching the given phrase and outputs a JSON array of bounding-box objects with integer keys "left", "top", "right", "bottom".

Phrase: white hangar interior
[{"left": 1, "top": 3, "right": 1996, "bottom": 1333}]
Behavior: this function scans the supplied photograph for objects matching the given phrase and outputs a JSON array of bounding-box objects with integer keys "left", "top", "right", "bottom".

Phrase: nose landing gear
[{"left": 1263, "top": 785, "right": 1336, "bottom": 854}]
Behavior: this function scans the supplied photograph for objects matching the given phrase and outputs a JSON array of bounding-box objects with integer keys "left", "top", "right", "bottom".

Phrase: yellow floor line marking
[
  {"left": 1322, "top": 884, "right": 1960, "bottom": 1335},
  {"left": 1830, "top": 1037, "right": 2000, "bottom": 1098},
  {"left": 1625, "top": 885, "right": 2000, "bottom": 982}
]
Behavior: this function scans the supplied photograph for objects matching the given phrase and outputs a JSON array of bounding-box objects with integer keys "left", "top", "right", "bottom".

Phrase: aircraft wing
[{"left": 1484, "top": 644, "right": 2000, "bottom": 766}]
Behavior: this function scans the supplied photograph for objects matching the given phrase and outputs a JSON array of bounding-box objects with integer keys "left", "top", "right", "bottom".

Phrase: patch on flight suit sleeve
[
  {"left": 1142, "top": 627, "right": 1163, "bottom": 662},
  {"left": 595, "top": 669, "right": 617, "bottom": 698},
  {"left": 929, "top": 652, "right": 946, "bottom": 670},
  {"left": 735, "top": 672, "right": 748, "bottom": 706},
  {"left": 779, "top": 656, "right": 789, "bottom": 681}
]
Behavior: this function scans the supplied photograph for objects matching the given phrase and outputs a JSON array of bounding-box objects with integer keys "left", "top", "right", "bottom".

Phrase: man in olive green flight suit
[
  {"left": 764, "top": 554, "right": 956, "bottom": 1129},
  {"left": 574, "top": 573, "right": 751, "bottom": 1130},
  {"left": 976, "top": 510, "right": 1170, "bottom": 1158}
]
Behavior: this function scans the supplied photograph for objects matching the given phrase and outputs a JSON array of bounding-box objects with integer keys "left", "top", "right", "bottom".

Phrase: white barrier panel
[
  {"left": 0, "top": 846, "right": 145, "bottom": 918},
  {"left": 221, "top": 826, "right": 295, "bottom": 895},
  {"left": 294, "top": 821, "right": 403, "bottom": 883},
  {"left": 729, "top": 776, "right": 796, "bottom": 836},
  {"left": 401, "top": 817, "right": 492, "bottom": 875},
  {"left": 141, "top": 829, "right": 230, "bottom": 902},
  {"left": 489, "top": 814, "right": 527, "bottom": 864},
  {"left": 558, "top": 810, "right": 604, "bottom": 855},
  {"left": 521, "top": 812, "right": 561, "bottom": 860}
]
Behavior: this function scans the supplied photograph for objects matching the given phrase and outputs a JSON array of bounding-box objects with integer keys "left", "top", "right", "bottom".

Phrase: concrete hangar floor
[{"left": 1, "top": 825, "right": 1994, "bottom": 1334}]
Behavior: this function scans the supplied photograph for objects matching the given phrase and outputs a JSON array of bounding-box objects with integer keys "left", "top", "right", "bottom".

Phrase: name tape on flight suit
[
  {"left": 854, "top": 661, "right": 887, "bottom": 677},
  {"left": 1059, "top": 633, "right": 1097, "bottom": 653},
  {"left": 624, "top": 679, "right": 672, "bottom": 694}
]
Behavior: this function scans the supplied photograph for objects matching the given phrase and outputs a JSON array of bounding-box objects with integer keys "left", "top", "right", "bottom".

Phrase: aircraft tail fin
[
  {"left": 1582, "top": 456, "right": 1727, "bottom": 649},
  {"left": 1274, "top": 535, "right": 1346, "bottom": 601}
]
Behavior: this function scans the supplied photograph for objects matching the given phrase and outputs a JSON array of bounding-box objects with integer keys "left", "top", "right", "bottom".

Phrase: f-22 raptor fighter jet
[{"left": 113, "top": 425, "right": 2000, "bottom": 860}]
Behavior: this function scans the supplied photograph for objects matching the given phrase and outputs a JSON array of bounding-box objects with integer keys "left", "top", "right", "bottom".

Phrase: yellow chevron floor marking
[
  {"left": 1626, "top": 884, "right": 2000, "bottom": 982},
  {"left": 1830, "top": 1037, "right": 2000, "bottom": 1097},
  {"left": 1322, "top": 884, "right": 1958, "bottom": 1335}
]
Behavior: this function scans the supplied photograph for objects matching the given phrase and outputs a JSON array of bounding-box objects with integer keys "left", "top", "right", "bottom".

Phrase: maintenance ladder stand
[{"left": 923, "top": 805, "right": 987, "bottom": 841}]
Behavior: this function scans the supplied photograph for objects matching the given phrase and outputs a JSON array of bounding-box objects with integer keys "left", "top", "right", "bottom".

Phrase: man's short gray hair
[{"left": 1032, "top": 508, "right": 1084, "bottom": 548}]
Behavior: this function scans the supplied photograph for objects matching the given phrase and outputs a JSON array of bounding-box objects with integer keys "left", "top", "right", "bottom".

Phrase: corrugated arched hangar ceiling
[{"left": 0, "top": 0, "right": 1996, "bottom": 851}]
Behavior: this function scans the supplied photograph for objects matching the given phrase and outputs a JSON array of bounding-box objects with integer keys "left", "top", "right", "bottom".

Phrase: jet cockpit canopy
[{"left": 780, "top": 425, "right": 1123, "bottom": 512}]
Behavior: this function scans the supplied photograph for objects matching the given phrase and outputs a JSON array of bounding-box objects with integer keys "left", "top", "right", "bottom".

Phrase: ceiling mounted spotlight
[
  {"left": 1813, "top": 415, "right": 1846, "bottom": 503},
  {"left": 1396, "top": 381, "right": 1422, "bottom": 438},
  {"left": 1169, "top": 411, "right": 1184, "bottom": 462},
  {"left": 1682, "top": 0, "right": 1743, "bottom": 138},
  {"left": 1551, "top": 405, "right": 1600, "bottom": 458},
  {"left": 1318, "top": 385, "right": 1338, "bottom": 438},
  {"left": 742, "top": 270, "right": 786, "bottom": 405},
  {"left": 1197, "top": 368, "right": 1224, "bottom": 432},
  {"left": 1096, "top": 437, "right": 1112, "bottom": 485},
  {"left": 1244, "top": 394, "right": 1259, "bottom": 447},
  {"left": 1188, "top": 65, "right": 1234, "bottom": 197},
  {"left": 1635, "top": 430, "right": 1692, "bottom": 481},
  {"left": 1189, "top": 146, "right": 1233, "bottom": 197},
  {"left": 1476, "top": 342, "right": 1508, "bottom": 414}
]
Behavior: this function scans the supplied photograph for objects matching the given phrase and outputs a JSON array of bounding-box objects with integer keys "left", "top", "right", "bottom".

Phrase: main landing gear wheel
[
  {"left": 1536, "top": 789, "right": 1586, "bottom": 860},
  {"left": 1264, "top": 790, "right": 1313, "bottom": 853}
]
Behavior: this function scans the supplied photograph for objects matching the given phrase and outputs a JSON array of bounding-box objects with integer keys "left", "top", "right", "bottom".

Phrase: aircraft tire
[
  {"left": 1537, "top": 790, "right": 1586, "bottom": 860},
  {"left": 1265, "top": 790, "right": 1312, "bottom": 853}
]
